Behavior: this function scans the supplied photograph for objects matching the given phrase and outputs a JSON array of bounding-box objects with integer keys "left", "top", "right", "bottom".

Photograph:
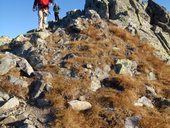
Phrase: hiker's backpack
[
  {"left": 53, "top": 4, "right": 60, "bottom": 12},
  {"left": 39, "top": 0, "right": 49, "bottom": 5}
]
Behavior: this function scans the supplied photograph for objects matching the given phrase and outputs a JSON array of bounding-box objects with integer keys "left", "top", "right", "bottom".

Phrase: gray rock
[
  {"left": 17, "top": 58, "right": 34, "bottom": 76},
  {"left": 54, "top": 28, "right": 66, "bottom": 36},
  {"left": 153, "top": 26, "right": 170, "bottom": 56},
  {"left": 28, "top": 53, "right": 48, "bottom": 69},
  {"left": 125, "top": 116, "right": 140, "bottom": 128},
  {"left": 85, "top": 0, "right": 109, "bottom": 19},
  {"left": 0, "top": 91, "right": 10, "bottom": 101},
  {"left": 0, "top": 52, "right": 34, "bottom": 76},
  {"left": 19, "top": 119, "right": 36, "bottom": 128},
  {"left": 134, "top": 96, "right": 154, "bottom": 108},
  {"left": 9, "top": 76, "right": 28, "bottom": 88},
  {"left": 68, "top": 100, "right": 92, "bottom": 111},
  {"left": 146, "top": 0, "right": 170, "bottom": 34},
  {"left": 0, "top": 116, "right": 16, "bottom": 125},
  {"left": 125, "top": 22, "right": 137, "bottom": 35},
  {"left": 0, "top": 56, "right": 16, "bottom": 75},
  {"left": 0, "top": 97, "right": 4, "bottom": 103},
  {"left": 147, "top": 72, "right": 157, "bottom": 80},
  {"left": 12, "top": 41, "right": 33, "bottom": 56},
  {"left": 90, "top": 77, "right": 101, "bottom": 92},
  {"left": 94, "top": 65, "right": 111, "bottom": 80},
  {"left": 0, "top": 114, "right": 27, "bottom": 125},
  {"left": 30, "top": 80, "right": 46, "bottom": 99},
  {"left": 85, "top": 9, "right": 101, "bottom": 20},
  {"left": 45, "top": 84, "right": 53, "bottom": 92},
  {"left": 113, "top": 59, "right": 138, "bottom": 76},
  {"left": 85, "top": 64, "right": 93, "bottom": 69},
  {"left": 14, "top": 34, "right": 29, "bottom": 42},
  {"left": 145, "top": 85, "right": 157, "bottom": 97},
  {"left": 31, "top": 38, "right": 48, "bottom": 53},
  {"left": 63, "top": 53, "right": 77, "bottom": 60},
  {"left": 36, "top": 99, "right": 51, "bottom": 107},
  {"left": 66, "top": 9, "right": 82, "bottom": 18},
  {"left": 68, "top": 18, "right": 87, "bottom": 33},
  {"left": 0, "top": 97, "right": 20, "bottom": 113},
  {"left": 34, "top": 31, "right": 51, "bottom": 40},
  {"left": 90, "top": 65, "right": 111, "bottom": 91},
  {"left": 33, "top": 71, "right": 53, "bottom": 80}
]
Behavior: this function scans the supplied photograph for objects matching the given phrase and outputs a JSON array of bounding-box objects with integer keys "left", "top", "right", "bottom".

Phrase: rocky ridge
[
  {"left": 0, "top": 0, "right": 169, "bottom": 127},
  {"left": 85, "top": 0, "right": 170, "bottom": 60}
]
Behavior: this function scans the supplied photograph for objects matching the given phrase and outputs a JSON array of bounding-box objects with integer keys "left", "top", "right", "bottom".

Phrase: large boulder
[
  {"left": 146, "top": 0, "right": 170, "bottom": 55},
  {"left": 146, "top": 0, "right": 170, "bottom": 34},
  {"left": 85, "top": 0, "right": 109, "bottom": 19}
]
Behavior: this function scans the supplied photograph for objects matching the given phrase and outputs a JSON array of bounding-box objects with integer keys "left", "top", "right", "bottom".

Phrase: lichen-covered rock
[
  {"left": 113, "top": 59, "right": 138, "bottom": 76},
  {"left": 90, "top": 65, "right": 111, "bottom": 91}
]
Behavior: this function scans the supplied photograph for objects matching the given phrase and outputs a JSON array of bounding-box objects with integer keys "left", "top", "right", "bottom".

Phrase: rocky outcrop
[
  {"left": 84, "top": 0, "right": 170, "bottom": 61},
  {"left": 146, "top": 0, "right": 170, "bottom": 55},
  {"left": 146, "top": 0, "right": 170, "bottom": 34}
]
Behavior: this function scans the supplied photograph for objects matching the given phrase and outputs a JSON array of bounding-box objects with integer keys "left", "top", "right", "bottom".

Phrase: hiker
[
  {"left": 53, "top": 3, "right": 60, "bottom": 22},
  {"left": 33, "top": 0, "right": 54, "bottom": 31}
]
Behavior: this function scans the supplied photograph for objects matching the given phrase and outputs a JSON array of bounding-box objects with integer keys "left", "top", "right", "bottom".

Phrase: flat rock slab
[
  {"left": 0, "top": 97, "right": 20, "bottom": 113},
  {"left": 134, "top": 96, "right": 154, "bottom": 108},
  {"left": 68, "top": 100, "right": 92, "bottom": 111}
]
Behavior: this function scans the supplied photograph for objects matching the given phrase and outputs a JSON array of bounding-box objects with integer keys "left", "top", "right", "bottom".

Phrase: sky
[{"left": 0, "top": 0, "right": 169, "bottom": 38}]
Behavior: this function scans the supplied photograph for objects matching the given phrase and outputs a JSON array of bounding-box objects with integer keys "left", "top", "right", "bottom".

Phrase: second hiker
[
  {"left": 53, "top": 3, "right": 60, "bottom": 22},
  {"left": 33, "top": 0, "right": 54, "bottom": 31}
]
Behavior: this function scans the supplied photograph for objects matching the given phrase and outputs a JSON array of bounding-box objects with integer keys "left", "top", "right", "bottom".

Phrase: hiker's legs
[
  {"left": 38, "top": 9, "right": 43, "bottom": 30},
  {"left": 43, "top": 10, "right": 48, "bottom": 30},
  {"left": 55, "top": 12, "right": 59, "bottom": 21}
]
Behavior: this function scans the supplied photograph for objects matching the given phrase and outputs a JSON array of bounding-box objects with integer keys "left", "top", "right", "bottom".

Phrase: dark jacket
[
  {"left": 53, "top": 4, "right": 60, "bottom": 13},
  {"left": 33, "top": 0, "right": 54, "bottom": 10}
]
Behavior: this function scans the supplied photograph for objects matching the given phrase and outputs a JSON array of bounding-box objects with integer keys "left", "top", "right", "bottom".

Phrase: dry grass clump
[
  {"left": 81, "top": 25, "right": 103, "bottom": 40},
  {"left": 46, "top": 74, "right": 91, "bottom": 107},
  {"left": 108, "top": 24, "right": 139, "bottom": 44},
  {"left": 45, "top": 34, "right": 61, "bottom": 44},
  {"left": 0, "top": 77, "right": 28, "bottom": 99}
]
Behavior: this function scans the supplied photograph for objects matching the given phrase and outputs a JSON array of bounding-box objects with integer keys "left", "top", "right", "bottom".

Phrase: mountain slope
[{"left": 0, "top": 0, "right": 169, "bottom": 128}]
